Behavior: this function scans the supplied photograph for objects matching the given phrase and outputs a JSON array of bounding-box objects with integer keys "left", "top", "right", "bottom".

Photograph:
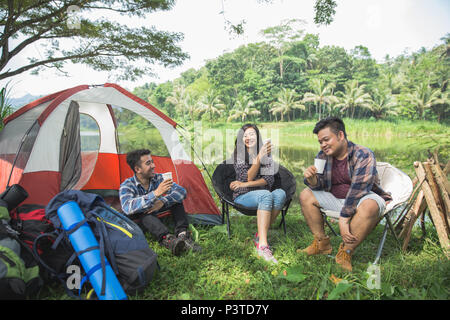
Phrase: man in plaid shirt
[
  {"left": 299, "top": 117, "right": 392, "bottom": 271},
  {"left": 120, "top": 149, "right": 201, "bottom": 255}
]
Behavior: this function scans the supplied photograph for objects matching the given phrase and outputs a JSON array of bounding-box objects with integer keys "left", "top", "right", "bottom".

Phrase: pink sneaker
[
  {"left": 257, "top": 245, "right": 278, "bottom": 264},
  {"left": 254, "top": 232, "right": 259, "bottom": 249}
]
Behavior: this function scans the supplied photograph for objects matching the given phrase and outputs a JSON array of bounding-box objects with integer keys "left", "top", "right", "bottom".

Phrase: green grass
[
  {"left": 38, "top": 203, "right": 449, "bottom": 300},
  {"left": 36, "top": 119, "right": 449, "bottom": 300}
]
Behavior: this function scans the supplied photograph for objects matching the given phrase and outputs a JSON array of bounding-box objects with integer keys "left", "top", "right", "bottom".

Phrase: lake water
[{"left": 81, "top": 129, "right": 430, "bottom": 199}]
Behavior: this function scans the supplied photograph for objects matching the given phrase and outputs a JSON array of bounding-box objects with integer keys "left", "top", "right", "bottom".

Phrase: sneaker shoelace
[
  {"left": 259, "top": 245, "right": 273, "bottom": 257},
  {"left": 336, "top": 247, "right": 351, "bottom": 261}
]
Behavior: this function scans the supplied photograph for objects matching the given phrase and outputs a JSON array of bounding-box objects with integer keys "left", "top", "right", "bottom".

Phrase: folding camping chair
[
  {"left": 319, "top": 162, "right": 413, "bottom": 264},
  {"left": 212, "top": 160, "right": 297, "bottom": 238}
]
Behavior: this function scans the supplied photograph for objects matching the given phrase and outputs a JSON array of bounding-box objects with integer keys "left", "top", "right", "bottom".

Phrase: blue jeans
[{"left": 234, "top": 189, "right": 286, "bottom": 212}]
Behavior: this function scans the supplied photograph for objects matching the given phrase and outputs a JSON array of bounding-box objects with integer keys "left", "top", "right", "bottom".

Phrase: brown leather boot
[
  {"left": 302, "top": 236, "right": 332, "bottom": 255},
  {"left": 335, "top": 243, "right": 353, "bottom": 272}
]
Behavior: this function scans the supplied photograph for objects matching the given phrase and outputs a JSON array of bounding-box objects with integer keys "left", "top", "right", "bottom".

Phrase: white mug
[
  {"left": 162, "top": 172, "right": 172, "bottom": 181},
  {"left": 314, "top": 158, "right": 326, "bottom": 174}
]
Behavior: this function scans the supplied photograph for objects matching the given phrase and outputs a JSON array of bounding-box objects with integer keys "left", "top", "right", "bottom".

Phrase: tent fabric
[
  {"left": 0, "top": 84, "right": 221, "bottom": 225},
  {"left": 60, "top": 101, "right": 82, "bottom": 191}
]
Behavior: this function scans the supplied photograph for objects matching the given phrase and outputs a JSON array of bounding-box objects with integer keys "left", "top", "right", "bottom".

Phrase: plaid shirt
[
  {"left": 232, "top": 155, "right": 275, "bottom": 200},
  {"left": 119, "top": 173, "right": 186, "bottom": 216},
  {"left": 304, "top": 140, "right": 392, "bottom": 218}
]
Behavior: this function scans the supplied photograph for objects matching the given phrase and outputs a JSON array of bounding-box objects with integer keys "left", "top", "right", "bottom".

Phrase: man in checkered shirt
[
  {"left": 120, "top": 149, "right": 201, "bottom": 255},
  {"left": 299, "top": 117, "right": 392, "bottom": 272}
]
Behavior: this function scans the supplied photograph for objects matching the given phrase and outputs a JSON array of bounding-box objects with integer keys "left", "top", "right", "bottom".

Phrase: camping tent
[{"left": 0, "top": 83, "right": 221, "bottom": 224}]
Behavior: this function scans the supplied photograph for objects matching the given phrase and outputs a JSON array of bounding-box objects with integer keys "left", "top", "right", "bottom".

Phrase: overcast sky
[{"left": 3, "top": 0, "right": 450, "bottom": 98}]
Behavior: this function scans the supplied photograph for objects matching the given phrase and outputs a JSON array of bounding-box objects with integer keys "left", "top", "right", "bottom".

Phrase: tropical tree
[
  {"left": 365, "top": 89, "right": 398, "bottom": 120},
  {"left": 270, "top": 88, "right": 305, "bottom": 121},
  {"left": 196, "top": 90, "right": 225, "bottom": 122},
  {"left": 0, "top": 0, "right": 188, "bottom": 81},
  {"left": 260, "top": 19, "right": 305, "bottom": 80},
  {"left": 227, "top": 96, "right": 260, "bottom": 122},
  {"left": 302, "top": 78, "right": 337, "bottom": 119},
  {"left": 166, "top": 85, "right": 188, "bottom": 121},
  {"left": 334, "top": 80, "right": 371, "bottom": 118},
  {"left": 0, "top": 85, "right": 13, "bottom": 130},
  {"left": 405, "top": 81, "right": 443, "bottom": 119}
]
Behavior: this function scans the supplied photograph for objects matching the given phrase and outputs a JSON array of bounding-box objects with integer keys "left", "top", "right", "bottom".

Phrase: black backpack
[
  {"left": 0, "top": 198, "right": 43, "bottom": 299},
  {"left": 38, "top": 190, "right": 159, "bottom": 298},
  {"left": 10, "top": 204, "right": 77, "bottom": 285}
]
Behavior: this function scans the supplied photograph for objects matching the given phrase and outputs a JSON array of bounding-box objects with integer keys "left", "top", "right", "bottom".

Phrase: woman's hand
[
  {"left": 229, "top": 180, "right": 246, "bottom": 191},
  {"left": 257, "top": 141, "right": 272, "bottom": 161}
]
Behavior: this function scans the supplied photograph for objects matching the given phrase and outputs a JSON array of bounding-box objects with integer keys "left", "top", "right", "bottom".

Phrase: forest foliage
[{"left": 131, "top": 20, "right": 449, "bottom": 126}]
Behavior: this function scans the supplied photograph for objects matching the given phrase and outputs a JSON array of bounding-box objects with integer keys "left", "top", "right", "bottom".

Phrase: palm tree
[
  {"left": 366, "top": 89, "right": 398, "bottom": 120},
  {"left": 270, "top": 88, "right": 305, "bottom": 121},
  {"left": 196, "top": 90, "right": 225, "bottom": 122},
  {"left": 406, "top": 81, "right": 443, "bottom": 120},
  {"left": 0, "top": 85, "right": 13, "bottom": 130},
  {"left": 165, "top": 85, "right": 188, "bottom": 121},
  {"left": 227, "top": 96, "right": 260, "bottom": 122},
  {"left": 302, "top": 78, "right": 337, "bottom": 120},
  {"left": 335, "top": 80, "right": 371, "bottom": 118}
]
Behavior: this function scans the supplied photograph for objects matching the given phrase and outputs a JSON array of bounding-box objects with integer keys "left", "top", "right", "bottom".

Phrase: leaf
[
  {"left": 327, "top": 281, "right": 353, "bottom": 300},
  {"left": 278, "top": 266, "right": 308, "bottom": 283},
  {"left": 189, "top": 224, "right": 199, "bottom": 242},
  {"left": 381, "top": 283, "right": 395, "bottom": 297}
]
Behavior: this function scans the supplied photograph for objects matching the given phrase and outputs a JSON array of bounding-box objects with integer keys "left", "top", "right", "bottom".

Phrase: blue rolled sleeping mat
[{"left": 57, "top": 201, "right": 127, "bottom": 300}]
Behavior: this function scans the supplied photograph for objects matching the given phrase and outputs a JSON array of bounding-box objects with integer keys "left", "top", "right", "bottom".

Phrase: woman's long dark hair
[{"left": 233, "top": 123, "right": 262, "bottom": 164}]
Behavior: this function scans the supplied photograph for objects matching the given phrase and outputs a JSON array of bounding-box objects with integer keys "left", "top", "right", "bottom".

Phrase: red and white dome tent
[{"left": 0, "top": 83, "right": 221, "bottom": 224}]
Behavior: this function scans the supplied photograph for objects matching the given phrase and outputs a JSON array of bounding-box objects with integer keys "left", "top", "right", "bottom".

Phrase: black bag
[
  {"left": 10, "top": 204, "right": 75, "bottom": 283},
  {"left": 0, "top": 200, "right": 42, "bottom": 299}
]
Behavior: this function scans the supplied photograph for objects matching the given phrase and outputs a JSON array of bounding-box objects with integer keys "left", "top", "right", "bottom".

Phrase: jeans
[{"left": 234, "top": 189, "right": 286, "bottom": 211}]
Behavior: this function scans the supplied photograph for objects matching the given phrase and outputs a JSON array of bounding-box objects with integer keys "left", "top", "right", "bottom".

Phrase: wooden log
[
  {"left": 414, "top": 162, "right": 450, "bottom": 258},
  {"left": 423, "top": 162, "right": 450, "bottom": 235},
  {"left": 444, "top": 160, "right": 450, "bottom": 175},
  {"left": 399, "top": 190, "right": 424, "bottom": 239},
  {"left": 400, "top": 190, "right": 426, "bottom": 250},
  {"left": 395, "top": 177, "right": 425, "bottom": 231},
  {"left": 432, "top": 163, "right": 450, "bottom": 225},
  {"left": 433, "top": 162, "right": 450, "bottom": 197}
]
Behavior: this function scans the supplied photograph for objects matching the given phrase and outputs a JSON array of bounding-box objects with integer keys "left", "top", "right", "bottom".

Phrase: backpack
[
  {"left": 0, "top": 200, "right": 42, "bottom": 299},
  {"left": 40, "top": 190, "right": 159, "bottom": 297},
  {"left": 10, "top": 205, "right": 75, "bottom": 284}
]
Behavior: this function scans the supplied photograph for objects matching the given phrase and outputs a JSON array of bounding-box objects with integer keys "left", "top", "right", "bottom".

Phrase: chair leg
[
  {"left": 322, "top": 212, "right": 339, "bottom": 237},
  {"left": 225, "top": 203, "right": 231, "bottom": 239},
  {"left": 373, "top": 214, "right": 401, "bottom": 265},
  {"left": 386, "top": 214, "right": 401, "bottom": 248},
  {"left": 373, "top": 223, "right": 389, "bottom": 265},
  {"left": 279, "top": 201, "right": 290, "bottom": 235},
  {"left": 281, "top": 209, "right": 287, "bottom": 235},
  {"left": 221, "top": 201, "right": 225, "bottom": 224}
]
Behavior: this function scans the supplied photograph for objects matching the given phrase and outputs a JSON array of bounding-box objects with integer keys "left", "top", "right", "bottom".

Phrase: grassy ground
[
  {"left": 133, "top": 204, "right": 449, "bottom": 300},
  {"left": 39, "top": 203, "right": 449, "bottom": 300},
  {"left": 37, "top": 119, "right": 449, "bottom": 300}
]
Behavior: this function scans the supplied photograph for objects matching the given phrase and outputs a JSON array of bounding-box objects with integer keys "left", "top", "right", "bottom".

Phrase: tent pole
[
  {"left": 176, "top": 126, "right": 213, "bottom": 182},
  {"left": 5, "top": 120, "right": 38, "bottom": 188}
]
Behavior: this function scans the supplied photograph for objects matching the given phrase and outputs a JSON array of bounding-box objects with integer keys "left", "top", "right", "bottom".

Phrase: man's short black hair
[
  {"left": 313, "top": 117, "right": 347, "bottom": 139},
  {"left": 126, "top": 149, "right": 151, "bottom": 173}
]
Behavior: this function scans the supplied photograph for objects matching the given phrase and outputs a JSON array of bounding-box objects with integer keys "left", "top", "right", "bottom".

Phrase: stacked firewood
[{"left": 396, "top": 152, "right": 449, "bottom": 258}]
